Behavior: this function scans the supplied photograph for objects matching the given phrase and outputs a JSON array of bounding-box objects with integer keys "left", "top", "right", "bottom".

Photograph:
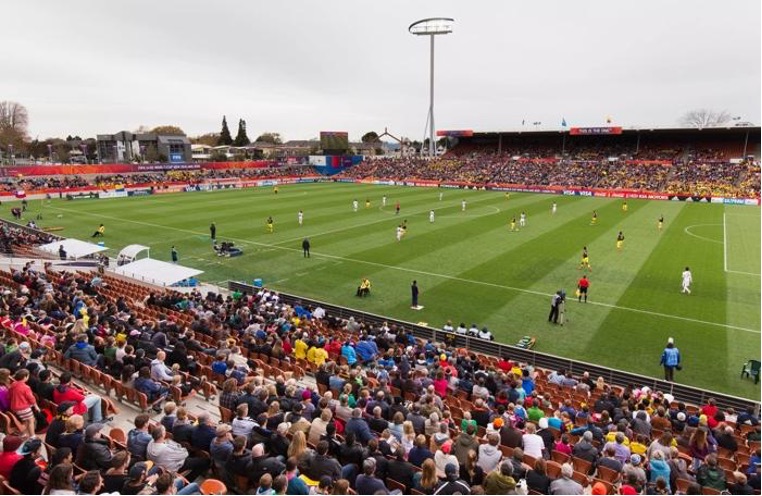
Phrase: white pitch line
[
  {"left": 723, "top": 212, "right": 728, "bottom": 272},
  {"left": 47, "top": 205, "right": 759, "bottom": 334},
  {"left": 726, "top": 270, "right": 761, "bottom": 277},
  {"left": 683, "top": 224, "right": 723, "bottom": 245}
]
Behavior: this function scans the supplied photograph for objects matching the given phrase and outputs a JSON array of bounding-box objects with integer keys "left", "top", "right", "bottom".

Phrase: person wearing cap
[
  {"left": 649, "top": 450, "right": 673, "bottom": 492},
  {"left": 434, "top": 439, "right": 459, "bottom": 479},
  {"left": 434, "top": 462, "right": 471, "bottom": 495},
  {"left": 660, "top": 337, "right": 681, "bottom": 382},
  {"left": 9, "top": 438, "right": 43, "bottom": 494},
  {"left": 209, "top": 423, "right": 234, "bottom": 473},
  {"left": 76, "top": 422, "right": 114, "bottom": 470},
  {"left": 452, "top": 423, "right": 480, "bottom": 467},
  {"left": 286, "top": 403, "right": 312, "bottom": 435},
  {"left": 45, "top": 401, "right": 76, "bottom": 447},
  {"left": 0, "top": 435, "right": 23, "bottom": 480},
  {"left": 484, "top": 460, "right": 517, "bottom": 495},
  {"left": 623, "top": 453, "right": 647, "bottom": 487},
  {"left": 0, "top": 341, "right": 31, "bottom": 373},
  {"left": 120, "top": 460, "right": 151, "bottom": 495}
]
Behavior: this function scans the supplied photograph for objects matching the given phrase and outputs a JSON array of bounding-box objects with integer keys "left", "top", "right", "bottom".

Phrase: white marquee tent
[
  {"left": 38, "top": 239, "right": 108, "bottom": 260},
  {"left": 113, "top": 258, "right": 203, "bottom": 287}
]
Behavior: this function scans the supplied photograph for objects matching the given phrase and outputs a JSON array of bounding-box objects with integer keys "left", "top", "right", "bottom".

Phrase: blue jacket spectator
[
  {"left": 134, "top": 367, "right": 168, "bottom": 403},
  {"left": 345, "top": 408, "right": 374, "bottom": 444},
  {"left": 127, "top": 414, "right": 153, "bottom": 460},
  {"left": 64, "top": 334, "right": 99, "bottom": 366},
  {"left": 191, "top": 414, "right": 217, "bottom": 452},
  {"left": 341, "top": 343, "right": 357, "bottom": 366},
  {"left": 355, "top": 339, "right": 378, "bottom": 362}
]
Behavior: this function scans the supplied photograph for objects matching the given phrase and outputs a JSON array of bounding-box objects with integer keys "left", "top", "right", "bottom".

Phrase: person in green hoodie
[
  {"left": 696, "top": 454, "right": 726, "bottom": 491},
  {"left": 484, "top": 460, "right": 516, "bottom": 495},
  {"left": 452, "top": 424, "right": 480, "bottom": 466}
]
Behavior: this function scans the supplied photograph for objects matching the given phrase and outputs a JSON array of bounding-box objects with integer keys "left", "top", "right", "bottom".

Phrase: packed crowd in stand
[
  {"left": 0, "top": 166, "right": 318, "bottom": 196},
  {"left": 0, "top": 252, "right": 758, "bottom": 495},
  {"left": 1, "top": 144, "right": 758, "bottom": 198},
  {"left": 340, "top": 152, "right": 759, "bottom": 198}
]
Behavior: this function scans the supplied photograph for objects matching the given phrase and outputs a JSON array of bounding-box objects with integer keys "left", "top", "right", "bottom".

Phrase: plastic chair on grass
[{"left": 741, "top": 360, "right": 760, "bottom": 384}]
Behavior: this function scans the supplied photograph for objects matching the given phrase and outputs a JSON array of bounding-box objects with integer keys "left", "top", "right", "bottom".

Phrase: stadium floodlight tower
[{"left": 408, "top": 17, "right": 454, "bottom": 158}]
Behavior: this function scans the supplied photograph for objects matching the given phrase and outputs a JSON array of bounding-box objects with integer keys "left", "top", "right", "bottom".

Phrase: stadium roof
[
  {"left": 38, "top": 239, "right": 108, "bottom": 259},
  {"left": 468, "top": 125, "right": 760, "bottom": 136},
  {"left": 113, "top": 258, "right": 202, "bottom": 287}
]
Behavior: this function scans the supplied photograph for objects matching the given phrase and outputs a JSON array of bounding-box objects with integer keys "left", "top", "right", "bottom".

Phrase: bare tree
[
  {"left": 680, "top": 109, "right": 732, "bottom": 129},
  {"left": 0, "top": 101, "right": 29, "bottom": 133}
]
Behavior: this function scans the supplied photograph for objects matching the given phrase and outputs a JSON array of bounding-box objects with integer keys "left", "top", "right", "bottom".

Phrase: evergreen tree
[
  {"left": 217, "top": 115, "right": 233, "bottom": 145},
  {"left": 233, "top": 118, "right": 250, "bottom": 146}
]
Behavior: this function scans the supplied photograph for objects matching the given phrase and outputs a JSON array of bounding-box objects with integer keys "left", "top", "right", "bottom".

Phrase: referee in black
[{"left": 302, "top": 238, "right": 310, "bottom": 258}]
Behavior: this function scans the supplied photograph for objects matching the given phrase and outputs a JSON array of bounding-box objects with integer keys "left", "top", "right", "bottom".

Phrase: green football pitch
[{"left": 10, "top": 182, "right": 761, "bottom": 400}]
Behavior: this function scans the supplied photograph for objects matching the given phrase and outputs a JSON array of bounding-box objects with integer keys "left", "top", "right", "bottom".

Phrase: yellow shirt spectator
[
  {"left": 313, "top": 347, "right": 328, "bottom": 367},
  {"left": 294, "top": 338, "right": 308, "bottom": 360}
]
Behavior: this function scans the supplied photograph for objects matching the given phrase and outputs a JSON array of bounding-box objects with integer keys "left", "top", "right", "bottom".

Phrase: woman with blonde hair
[
  {"left": 461, "top": 448, "right": 485, "bottom": 486},
  {"left": 288, "top": 430, "right": 310, "bottom": 461},
  {"left": 265, "top": 400, "right": 284, "bottom": 430},
  {"left": 389, "top": 411, "right": 405, "bottom": 441},
  {"left": 401, "top": 420, "right": 417, "bottom": 455},
  {"left": 412, "top": 458, "right": 439, "bottom": 494}
]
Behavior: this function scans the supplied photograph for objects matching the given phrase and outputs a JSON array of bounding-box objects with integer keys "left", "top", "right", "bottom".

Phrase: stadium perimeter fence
[{"left": 229, "top": 281, "right": 760, "bottom": 415}]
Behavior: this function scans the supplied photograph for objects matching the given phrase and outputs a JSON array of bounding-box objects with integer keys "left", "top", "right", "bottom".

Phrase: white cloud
[{"left": 1, "top": 0, "right": 758, "bottom": 140}]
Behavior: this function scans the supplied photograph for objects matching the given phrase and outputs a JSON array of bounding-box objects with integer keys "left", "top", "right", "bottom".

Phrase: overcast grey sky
[{"left": 3, "top": 0, "right": 760, "bottom": 141}]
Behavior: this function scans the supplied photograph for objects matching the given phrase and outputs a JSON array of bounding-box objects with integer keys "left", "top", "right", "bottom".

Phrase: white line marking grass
[{"left": 48, "top": 205, "right": 759, "bottom": 334}]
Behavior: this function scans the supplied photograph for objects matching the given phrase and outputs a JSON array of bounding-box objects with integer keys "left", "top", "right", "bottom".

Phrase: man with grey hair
[
  {"left": 190, "top": 412, "right": 216, "bottom": 452},
  {"left": 147, "top": 425, "right": 210, "bottom": 482},
  {"left": 550, "top": 463, "right": 583, "bottom": 495},
  {"left": 484, "top": 460, "right": 517, "bottom": 494},
  {"left": 345, "top": 407, "right": 373, "bottom": 444},
  {"left": 572, "top": 430, "right": 599, "bottom": 464},
  {"left": 355, "top": 458, "right": 393, "bottom": 495},
  {"left": 603, "top": 431, "right": 631, "bottom": 464}
]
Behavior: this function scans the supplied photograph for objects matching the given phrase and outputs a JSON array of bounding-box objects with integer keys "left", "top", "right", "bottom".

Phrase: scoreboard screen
[{"left": 320, "top": 131, "right": 349, "bottom": 151}]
